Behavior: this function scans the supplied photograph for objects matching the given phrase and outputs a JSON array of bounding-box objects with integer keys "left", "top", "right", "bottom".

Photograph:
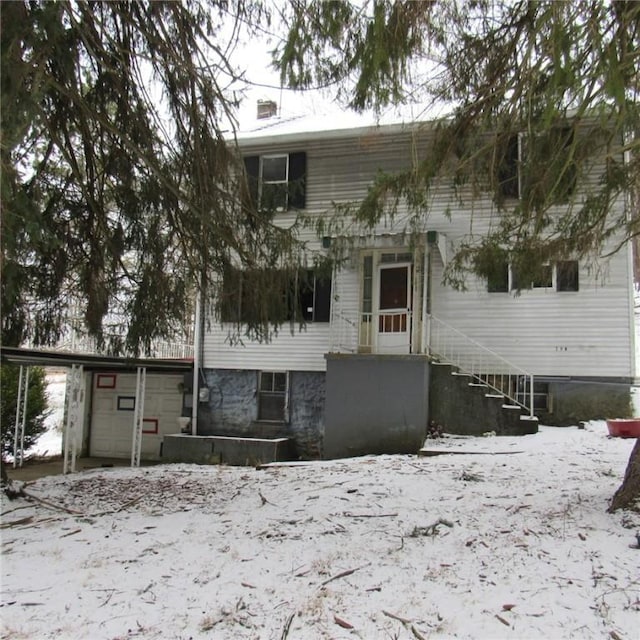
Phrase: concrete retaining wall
[{"left": 162, "top": 434, "right": 291, "bottom": 466}]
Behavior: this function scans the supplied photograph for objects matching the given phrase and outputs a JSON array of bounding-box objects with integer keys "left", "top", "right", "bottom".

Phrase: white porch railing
[
  {"left": 426, "top": 314, "right": 534, "bottom": 417},
  {"left": 57, "top": 334, "right": 194, "bottom": 359},
  {"left": 329, "top": 311, "right": 359, "bottom": 353}
]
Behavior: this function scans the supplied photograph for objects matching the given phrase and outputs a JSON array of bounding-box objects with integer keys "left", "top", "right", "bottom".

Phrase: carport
[{"left": 1, "top": 346, "right": 193, "bottom": 474}]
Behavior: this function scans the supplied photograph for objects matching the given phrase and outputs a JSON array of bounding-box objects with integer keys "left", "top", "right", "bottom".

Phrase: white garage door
[{"left": 90, "top": 372, "right": 184, "bottom": 460}]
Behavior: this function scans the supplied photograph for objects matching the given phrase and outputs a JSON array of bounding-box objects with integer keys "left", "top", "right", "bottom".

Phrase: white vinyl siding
[
  {"left": 203, "top": 324, "right": 330, "bottom": 371},
  {"left": 429, "top": 234, "right": 634, "bottom": 378}
]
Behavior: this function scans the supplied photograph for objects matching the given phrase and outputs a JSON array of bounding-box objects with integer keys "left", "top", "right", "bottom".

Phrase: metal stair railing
[{"left": 426, "top": 314, "right": 535, "bottom": 417}]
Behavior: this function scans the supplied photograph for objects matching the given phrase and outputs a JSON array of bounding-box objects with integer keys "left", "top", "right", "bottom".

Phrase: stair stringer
[{"left": 429, "top": 362, "right": 538, "bottom": 436}]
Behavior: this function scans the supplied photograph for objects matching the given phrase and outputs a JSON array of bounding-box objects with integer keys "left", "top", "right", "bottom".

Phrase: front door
[{"left": 377, "top": 263, "right": 411, "bottom": 353}]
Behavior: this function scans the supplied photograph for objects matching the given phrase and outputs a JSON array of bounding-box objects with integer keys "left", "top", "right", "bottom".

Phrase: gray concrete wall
[
  {"left": 324, "top": 354, "right": 429, "bottom": 459},
  {"left": 200, "top": 369, "right": 257, "bottom": 434},
  {"left": 539, "top": 380, "right": 632, "bottom": 426},
  {"left": 199, "top": 369, "right": 325, "bottom": 459},
  {"left": 288, "top": 372, "right": 325, "bottom": 459}
]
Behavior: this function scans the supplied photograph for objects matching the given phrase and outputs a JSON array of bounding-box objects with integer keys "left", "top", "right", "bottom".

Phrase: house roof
[{"left": 234, "top": 100, "right": 452, "bottom": 147}]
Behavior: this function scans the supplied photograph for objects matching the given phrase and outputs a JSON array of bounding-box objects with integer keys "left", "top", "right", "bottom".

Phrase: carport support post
[
  {"left": 12, "top": 366, "right": 29, "bottom": 468},
  {"left": 131, "top": 366, "right": 146, "bottom": 467},
  {"left": 63, "top": 364, "right": 85, "bottom": 474},
  {"left": 191, "top": 287, "right": 202, "bottom": 436}
]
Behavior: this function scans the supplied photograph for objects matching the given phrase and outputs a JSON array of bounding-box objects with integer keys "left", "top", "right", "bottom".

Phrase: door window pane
[{"left": 379, "top": 267, "right": 408, "bottom": 310}]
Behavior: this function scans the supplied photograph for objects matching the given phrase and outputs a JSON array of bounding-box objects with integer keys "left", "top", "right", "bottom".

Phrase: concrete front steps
[{"left": 429, "top": 362, "right": 539, "bottom": 436}]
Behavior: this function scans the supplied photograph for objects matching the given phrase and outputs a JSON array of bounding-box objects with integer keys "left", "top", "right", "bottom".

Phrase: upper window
[
  {"left": 261, "top": 155, "right": 288, "bottom": 211},
  {"left": 487, "top": 261, "right": 510, "bottom": 293},
  {"left": 220, "top": 267, "right": 331, "bottom": 324},
  {"left": 299, "top": 270, "right": 332, "bottom": 322},
  {"left": 495, "top": 134, "right": 520, "bottom": 200},
  {"left": 556, "top": 260, "right": 579, "bottom": 292},
  {"left": 487, "top": 260, "right": 579, "bottom": 293},
  {"left": 494, "top": 128, "right": 577, "bottom": 204},
  {"left": 244, "top": 152, "right": 306, "bottom": 211}
]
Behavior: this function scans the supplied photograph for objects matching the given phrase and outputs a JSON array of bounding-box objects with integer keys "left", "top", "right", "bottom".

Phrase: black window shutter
[
  {"left": 313, "top": 274, "right": 332, "bottom": 322},
  {"left": 288, "top": 152, "right": 306, "bottom": 210},
  {"left": 243, "top": 156, "right": 260, "bottom": 208}
]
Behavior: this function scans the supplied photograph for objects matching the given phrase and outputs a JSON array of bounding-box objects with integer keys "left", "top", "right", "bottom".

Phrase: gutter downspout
[{"left": 191, "top": 287, "right": 202, "bottom": 436}]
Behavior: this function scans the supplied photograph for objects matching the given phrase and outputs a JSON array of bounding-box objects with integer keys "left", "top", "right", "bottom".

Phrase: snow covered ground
[
  {"left": 29, "top": 371, "right": 66, "bottom": 459},
  {"left": 2, "top": 422, "right": 638, "bottom": 640}
]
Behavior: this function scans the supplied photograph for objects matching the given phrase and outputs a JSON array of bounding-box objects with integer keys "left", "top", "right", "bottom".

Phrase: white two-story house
[{"left": 195, "top": 108, "right": 636, "bottom": 460}]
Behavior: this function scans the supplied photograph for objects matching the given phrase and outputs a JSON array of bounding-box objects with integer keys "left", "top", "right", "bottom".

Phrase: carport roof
[{"left": 0, "top": 345, "right": 193, "bottom": 372}]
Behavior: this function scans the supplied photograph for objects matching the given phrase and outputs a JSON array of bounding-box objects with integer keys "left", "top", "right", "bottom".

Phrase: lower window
[{"left": 258, "top": 371, "right": 288, "bottom": 422}]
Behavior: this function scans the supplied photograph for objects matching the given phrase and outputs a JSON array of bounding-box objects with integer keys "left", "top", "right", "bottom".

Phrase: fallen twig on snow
[
  {"left": 333, "top": 614, "right": 354, "bottom": 629},
  {"left": 495, "top": 613, "right": 511, "bottom": 627},
  {"left": 0, "top": 515, "right": 34, "bottom": 528},
  {"left": 321, "top": 564, "right": 369, "bottom": 587},
  {"left": 21, "top": 489, "right": 84, "bottom": 515},
  {"left": 343, "top": 512, "right": 398, "bottom": 518},
  {"left": 411, "top": 625, "right": 428, "bottom": 640},
  {"left": 1, "top": 504, "right": 33, "bottom": 517},
  {"left": 409, "top": 518, "right": 454, "bottom": 537},
  {"left": 382, "top": 609, "right": 412, "bottom": 624},
  {"left": 280, "top": 613, "right": 295, "bottom": 639}
]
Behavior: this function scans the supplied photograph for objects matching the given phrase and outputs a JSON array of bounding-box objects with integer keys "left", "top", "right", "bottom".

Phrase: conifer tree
[
  {"left": 275, "top": 0, "right": 639, "bottom": 512},
  {"left": 1, "top": 0, "right": 300, "bottom": 353},
  {"left": 0, "top": 365, "right": 49, "bottom": 459},
  {"left": 277, "top": 0, "right": 639, "bottom": 287}
]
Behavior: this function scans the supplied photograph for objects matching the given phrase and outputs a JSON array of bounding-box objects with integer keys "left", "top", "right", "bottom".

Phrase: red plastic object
[{"left": 606, "top": 419, "right": 640, "bottom": 438}]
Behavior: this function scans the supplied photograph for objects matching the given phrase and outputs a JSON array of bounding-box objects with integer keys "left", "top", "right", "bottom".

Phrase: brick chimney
[{"left": 257, "top": 99, "right": 278, "bottom": 120}]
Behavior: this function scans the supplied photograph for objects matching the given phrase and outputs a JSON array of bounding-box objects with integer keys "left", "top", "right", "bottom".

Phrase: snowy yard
[{"left": 1, "top": 423, "right": 639, "bottom": 640}]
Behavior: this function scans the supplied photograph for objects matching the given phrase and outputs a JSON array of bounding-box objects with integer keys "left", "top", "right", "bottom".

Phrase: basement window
[
  {"left": 258, "top": 371, "right": 288, "bottom": 422},
  {"left": 516, "top": 379, "right": 550, "bottom": 412}
]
